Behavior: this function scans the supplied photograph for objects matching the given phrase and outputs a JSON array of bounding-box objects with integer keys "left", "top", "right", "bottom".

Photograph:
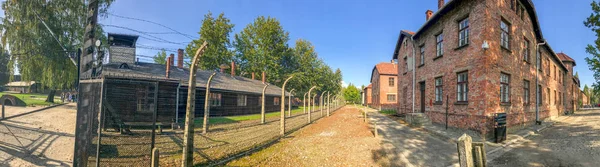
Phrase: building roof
[
  {"left": 102, "top": 62, "right": 290, "bottom": 96},
  {"left": 366, "top": 84, "right": 372, "bottom": 89},
  {"left": 557, "top": 52, "right": 576, "bottom": 66},
  {"left": 392, "top": 30, "right": 415, "bottom": 59},
  {"left": 5, "top": 81, "right": 36, "bottom": 87},
  {"left": 375, "top": 62, "right": 398, "bottom": 75}
]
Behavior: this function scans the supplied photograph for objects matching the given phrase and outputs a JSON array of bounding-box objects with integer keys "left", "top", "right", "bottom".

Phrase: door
[{"left": 420, "top": 82, "right": 425, "bottom": 113}]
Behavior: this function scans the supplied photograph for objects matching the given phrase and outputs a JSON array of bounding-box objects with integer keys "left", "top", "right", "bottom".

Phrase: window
[
  {"left": 389, "top": 78, "right": 395, "bottom": 87},
  {"left": 537, "top": 51, "right": 542, "bottom": 71},
  {"left": 554, "top": 65, "right": 557, "bottom": 80},
  {"left": 554, "top": 90, "right": 557, "bottom": 105},
  {"left": 537, "top": 85, "right": 542, "bottom": 106},
  {"left": 420, "top": 45, "right": 425, "bottom": 65},
  {"left": 274, "top": 97, "right": 280, "bottom": 105},
  {"left": 435, "top": 77, "right": 443, "bottom": 103},
  {"left": 501, "top": 20, "right": 510, "bottom": 49},
  {"left": 500, "top": 73, "right": 510, "bottom": 103},
  {"left": 546, "top": 58, "right": 550, "bottom": 76},
  {"left": 210, "top": 93, "right": 222, "bottom": 106},
  {"left": 547, "top": 88, "right": 550, "bottom": 104},
  {"left": 237, "top": 95, "right": 247, "bottom": 106},
  {"left": 459, "top": 18, "right": 469, "bottom": 46},
  {"left": 404, "top": 57, "right": 408, "bottom": 74},
  {"left": 387, "top": 94, "right": 396, "bottom": 102},
  {"left": 523, "top": 80, "right": 530, "bottom": 105},
  {"left": 457, "top": 71, "right": 468, "bottom": 102},
  {"left": 436, "top": 33, "right": 444, "bottom": 57},
  {"left": 523, "top": 38, "right": 530, "bottom": 62},
  {"left": 517, "top": 2, "right": 525, "bottom": 20}
]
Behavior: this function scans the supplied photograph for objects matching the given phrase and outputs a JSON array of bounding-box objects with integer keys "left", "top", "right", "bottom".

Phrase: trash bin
[{"left": 494, "top": 113, "right": 507, "bottom": 143}]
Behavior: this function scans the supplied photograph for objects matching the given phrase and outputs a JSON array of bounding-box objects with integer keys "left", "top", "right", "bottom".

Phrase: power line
[
  {"left": 107, "top": 13, "right": 197, "bottom": 40},
  {"left": 100, "top": 24, "right": 190, "bottom": 45}
]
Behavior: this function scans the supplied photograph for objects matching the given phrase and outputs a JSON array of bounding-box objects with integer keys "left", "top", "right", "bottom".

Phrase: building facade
[
  {"left": 370, "top": 62, "right": 398, "bottom": 110},
  {"left": 363, "top": 84, "right": 372, "bottom": 106},
  {"left": 394, "top": 0, "right": 580, "bottom": 134}
]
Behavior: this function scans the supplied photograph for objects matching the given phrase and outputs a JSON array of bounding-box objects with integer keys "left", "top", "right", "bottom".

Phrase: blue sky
[{"left": 6, "top": 0, "right": 598, "bottom": 88}]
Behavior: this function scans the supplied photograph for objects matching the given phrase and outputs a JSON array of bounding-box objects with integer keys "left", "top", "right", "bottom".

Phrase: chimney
[
  {"left": 438, "top": 0, "right": 444, "bottom": 9},
  {"left": 426, "top": 10, "right": 433, "bottom": 21},
  {"left": 169, "top": 54, "right": 175, "bottom": 66},
  {"left": 166, "top": 57, "right": 171, "bottom": 78},
  {"left": 231, "top": 61, "right": 236, "bottom": 76},
  {"left": 252, "top": 72, "right": 255, "bottom": 80},
  {"left": 177, "top": 49, "right": 184, "bottom": 69},
  {"left": 262, "top": 71, "right": 266, "bottom": 83}
]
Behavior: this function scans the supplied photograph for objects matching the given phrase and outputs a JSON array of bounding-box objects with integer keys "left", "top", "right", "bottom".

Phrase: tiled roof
[
  {"left": 557, "top": 52, "right": 575, "bottom": 62},
  {"left": 375, "top": 62, "right": 398, "bottom": 75},
  {"left": 102, "top": 62, "right": 289, "bottom": 96},
  {"left": 402, "top": 30, "right": 415, "bottom": 35},
  {"left": 366, "top": 84, "right": 372, "bottom": 88}
]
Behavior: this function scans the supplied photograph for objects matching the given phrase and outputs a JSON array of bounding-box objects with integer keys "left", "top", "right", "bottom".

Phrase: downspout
[
  {"left": 536, "top": 41, "right": 546, "bottom": 124},
  {"left": 411, "top": 36, "right": 417, "bottom": 114}
]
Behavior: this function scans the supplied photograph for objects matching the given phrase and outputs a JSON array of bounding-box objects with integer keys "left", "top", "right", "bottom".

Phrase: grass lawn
[
  {"left": 0, "top": 92, "right": 61, "bottom": 106},
  {"left": 379, "top": 109, "right": 397, "bottom": 115},
  {"left": 194, "top": 106, "right": 322, "bottom": 125}
]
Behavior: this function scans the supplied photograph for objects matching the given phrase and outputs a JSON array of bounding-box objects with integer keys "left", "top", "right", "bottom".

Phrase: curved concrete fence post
[
  {"left": 280, "top": 75, "right": 294, "bottom": 136},
  {"left": 307, "top": 86, "right": 317, "bottom": 123},
  {"left": 202, "top": 72, "right": 217, "bottom": 134},
  {"left": 261, "top": 83, "right": 270, "bottom": 124},
  {"left": 182, "top": 41, "right": 208, "bottom": 167}
]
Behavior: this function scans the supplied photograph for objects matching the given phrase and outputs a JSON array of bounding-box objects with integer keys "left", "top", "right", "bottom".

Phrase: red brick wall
[{"left": 371, "top": 70, "right": 398, "bottom": 109}]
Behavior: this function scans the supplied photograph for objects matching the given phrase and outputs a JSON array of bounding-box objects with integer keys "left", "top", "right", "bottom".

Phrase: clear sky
[{"left": 7, "top": 0, "right": 599, "bottom": 88}]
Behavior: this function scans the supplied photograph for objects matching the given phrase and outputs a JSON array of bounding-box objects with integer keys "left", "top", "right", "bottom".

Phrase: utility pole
[{"left": 182, "top": 41, "right": 208, "bottom": 167}]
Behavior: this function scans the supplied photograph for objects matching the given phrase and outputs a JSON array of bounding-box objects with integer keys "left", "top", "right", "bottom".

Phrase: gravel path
[
  {"left": 490, "top": 109, "right": 600, "bottom": 167},
  {"left": 0, "top": 103, "right": 76, "bottom": 167}
]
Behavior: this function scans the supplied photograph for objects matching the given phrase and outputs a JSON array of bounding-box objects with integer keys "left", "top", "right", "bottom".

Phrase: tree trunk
[{"left": 46, "top": 90, "right": 55, "bottom": 103}]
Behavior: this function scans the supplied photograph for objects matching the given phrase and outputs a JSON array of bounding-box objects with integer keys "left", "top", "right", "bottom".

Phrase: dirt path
[
  {"left": 490, "top": 109, "right": 600, "bottom": 167},
  {"left": 227, "top": 106, "right": 380, "bottom": 167},
  {"left": 0, "top": 103, "right": 76, "bottom": 167}
]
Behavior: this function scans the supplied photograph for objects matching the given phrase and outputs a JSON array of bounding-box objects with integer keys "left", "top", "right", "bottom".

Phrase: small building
[
  {"left": 363, "top": 84, "right": 372, "bottom": 106},
  {"left": 370, "top": 62, "right": 398, "bottom": 110},
  {"left": 4, "top": 81, "right": 38, "bottom": 93}
]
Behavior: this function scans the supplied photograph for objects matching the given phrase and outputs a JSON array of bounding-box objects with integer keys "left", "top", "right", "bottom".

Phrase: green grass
[
  {"left": 193, "top": 106, "right": 321, "bottom": 125},
  {"left": 379, "top": 109, "right": 397, "bottom": 115},
  {"left": 0, "top": 92, "right": 61, "bottom": 106}
]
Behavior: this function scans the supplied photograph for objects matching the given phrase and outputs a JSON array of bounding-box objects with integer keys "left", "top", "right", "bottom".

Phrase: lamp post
[
  {"left": 307, "top": 86, "right": 317, "bottom": 123},
  {"left": 280, "top": 75, "right": 294, "bottom": 136},
  {"left": 288, "top": 89, "right": 295, "bottom": 117}
]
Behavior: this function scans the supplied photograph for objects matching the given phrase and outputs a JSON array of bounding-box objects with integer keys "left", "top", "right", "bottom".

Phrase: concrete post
[
  {"left": 261, "top": 84, "right": 269, "bottom": 124},
  {"left": 152, "top": 148, "right": 160, "bottom": 167},
  {"left": 288, "top": 89, "right": 294, "bottom": 117},
  {"left": 182, "top": 41, "right": 208, "bottom": 167},
  {"left": 320, "top": 91, "right": 326, "bottom": 117},
  {"left": 280, "top": 75, "right": 293, "bottom": 136},
  {"left": 457, "top": 134, "right": 474, "bottom": 167},
  {"left": 312, "top": 94, "right": 317, "bottom": 117},
  {"left": 327, "top": 92, "right": 330, "bottom": 117},
  {"left": 1, "top": 98, "right": 4, "bottom": 119},
  {"left": 374, "top": 121, "right": 378, "bottom": 137},
  {"left": 303, "top": 92, "right": 308, "bottom": 114},
  {"left": 202, "top": 73, "right": 217, "bottom": 134},
  {"left": 307, "top": 86, "right": 317, "bottom": 123}
]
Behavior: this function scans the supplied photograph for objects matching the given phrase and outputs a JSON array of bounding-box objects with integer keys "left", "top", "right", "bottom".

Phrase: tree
[
  {"left": 0, "top": 50, "right": 9, "bottom": 86},
  {"left": 233, "top": 16, "right": 291, "bottom": 83},
  {"left": 153, "top": 49, "right": 168, "bottom": 65},
  {"left": 185, "top": 12, "right": 234, "bottom": 71},
  {"left": 343, "top": 83, "right": 361, "bottom": 104},
  {"left": 1, "top": 0, "right": 114, "bottom": 98},
  {"left": 584, "top": 1, "right": 600, "bottom": 101}
]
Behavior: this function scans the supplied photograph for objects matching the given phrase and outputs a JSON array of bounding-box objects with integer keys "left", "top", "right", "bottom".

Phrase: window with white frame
[
  {"left": 436, "top": 33, "right": 444, "bottom": 57},
  {"left": 500, "top": 73, "right": 510, "bottom": 103},
  {"left": 459, "top": 18, "right": 469, "bottom": 46},
  {"left": 435, "top": 77, "right": 443, "bottom": 103},
  {"left": 237, "top": 94, "right": 247, "bottom": 106},
  {"left": 501, "top": 20, "right": 510, "bottom": 49},
  {"left": 457, "top": 71, "right": 468, "bottom": 102}
]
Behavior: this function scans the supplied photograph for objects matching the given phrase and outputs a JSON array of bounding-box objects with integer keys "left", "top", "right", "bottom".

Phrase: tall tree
[
  {"left": 153, "top": 49, "right": 168, "bottom": 65},
  {"left": 1, "top": 0, "right": 113, "bottom": 94},
  {"left": 185, "top": 12, "right": 234, "bottom": 71},
  {"left": 234, "top": 16, "right": 291, "bottom": 84},
  {"left": 0, "top": 50, "right": 9, "bottom": 85},
  {"left": 584, "top": 1, "right": 600, "bottom": 98},
  {"left": 343, "top": 83, "right": 361, "bottom": 104}
]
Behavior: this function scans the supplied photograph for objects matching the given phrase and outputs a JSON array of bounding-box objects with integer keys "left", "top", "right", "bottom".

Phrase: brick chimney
[
  {"left": 231, "top": 61, "right": 236, "bottom": 76},
  {"left": 426, "top": 10, "right": 433, "bottom": 21},
  {"left": 438, "top": 0, "right": 444, "bottom": 9},
  {"left": 177, "top": 49, "right": 184, "bottom": 69},
  {"left": 169, "top": 54, "right": 175, "bottom": 66},
  {"left": 252, "top": 72, "right": 255, "bottom": 80},
  {"left": 262, "top": 71, "right": 266, "bottom": 83},
  {"left": 166, "top": 57, "right": 171, "bottom": 78}
]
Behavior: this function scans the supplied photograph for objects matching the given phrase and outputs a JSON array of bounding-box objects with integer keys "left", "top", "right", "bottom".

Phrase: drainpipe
[
  {"left": 536, "top": 41, "right": 546, "bottom": 125},
  {"left": 411, "top": 36, "right": 417, "bottom": 114}
]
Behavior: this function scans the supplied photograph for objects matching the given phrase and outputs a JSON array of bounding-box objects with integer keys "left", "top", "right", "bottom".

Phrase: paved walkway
[
  {"left": 490, "top": 109, "right": 600, "bottom": 167},
  {"left": 0, "top": 104, "right": 76, "bottom": 167},
  {"left": 368, "top": 109, "right": 459, "bottom": 167}
]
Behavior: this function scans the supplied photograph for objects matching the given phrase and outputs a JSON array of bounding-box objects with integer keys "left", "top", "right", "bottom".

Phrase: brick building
[
  {"left": 370, "top": 62, "right": 398, "bottom": 110},
  {"left": 363, "top": 84, "right": 372, "bottom": 106},
  {"left": 393, "top": 0, "right": 580, "bottom": 134}
]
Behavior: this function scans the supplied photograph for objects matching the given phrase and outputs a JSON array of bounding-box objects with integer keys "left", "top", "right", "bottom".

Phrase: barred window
[
  {"left": 500, "top": 73, "right": 510, "bottom": 103},
  {"left": 436, "top": 33, "right": 444, "bottom": 57},
  {"left": 457, "top": 71, "right": 468, "bottom": 102},
  {"left": 459, "top": 18, "right": 469, "bottom": 47},
  {"left": 435, "top": 77, "right": 443, "bottom": 103},
  {"left": 387, "top": 94, "right": 396, "bottom": 102},
  {"left": 237, "top": 95, "right": 247, "bottom": 106},
  {"left": 501, "top": 20, "right": 510, "bottom": 49},
  {"left": 523, "top": 80, "right": 530, "bottom": 105},
  {"left": 210, "top": 93, "right": 222, "bottom": 106}
]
